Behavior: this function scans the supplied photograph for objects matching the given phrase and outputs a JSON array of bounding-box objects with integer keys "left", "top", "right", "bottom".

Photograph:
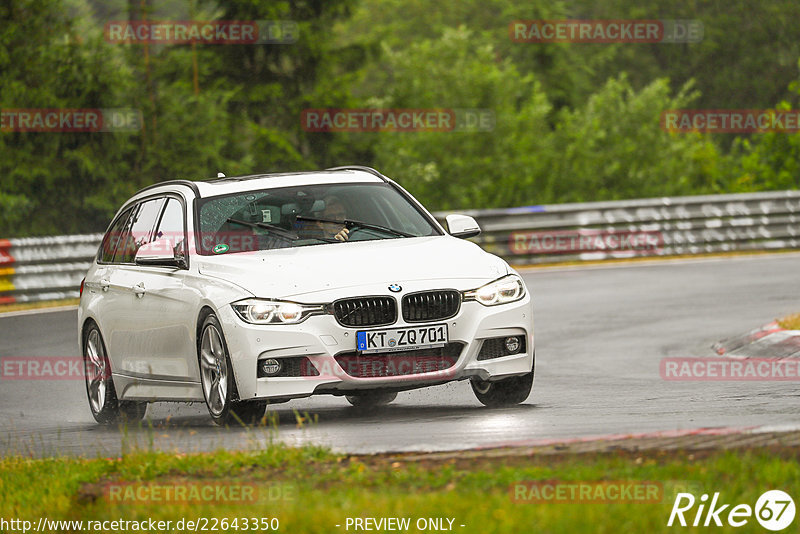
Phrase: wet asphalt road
[{"left": 1, "top": 253, "right": 799, "bottom": 457}]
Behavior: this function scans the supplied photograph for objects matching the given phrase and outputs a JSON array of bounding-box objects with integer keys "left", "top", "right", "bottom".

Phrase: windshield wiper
[
  {"left": 294, "top": 216, "right": 414, "bottom": 238},
  {"left": 226, "top": 218, "right": 298, "bottom": 241}
]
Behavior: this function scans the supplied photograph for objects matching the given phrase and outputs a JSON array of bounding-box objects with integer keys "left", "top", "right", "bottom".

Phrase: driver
[{"left": 314, "top": 195, "right": 350, "bottom": 242}]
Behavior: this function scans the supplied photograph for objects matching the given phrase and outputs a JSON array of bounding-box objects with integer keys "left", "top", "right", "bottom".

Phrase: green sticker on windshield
[{"left": 212, "top": 243, "right": 229, "bottom": 254}]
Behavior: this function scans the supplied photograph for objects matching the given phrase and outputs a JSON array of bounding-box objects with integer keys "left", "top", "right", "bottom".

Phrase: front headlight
[
  {"left": 462, "top": 274, "right": 526, "bottom": 306},
  {"left": 232, "top": 299, "right": 324, "bottom": 324}
]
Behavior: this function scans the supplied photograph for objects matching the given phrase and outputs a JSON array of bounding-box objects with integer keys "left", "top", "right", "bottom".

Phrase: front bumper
[{"left": 218, "top": 292, "right": 534, "bottom": 401}]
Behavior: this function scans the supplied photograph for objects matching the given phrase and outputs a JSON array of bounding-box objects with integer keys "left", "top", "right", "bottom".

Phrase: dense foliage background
[{"left": 1, "top": 0, "right": 799, "bottom": 236}]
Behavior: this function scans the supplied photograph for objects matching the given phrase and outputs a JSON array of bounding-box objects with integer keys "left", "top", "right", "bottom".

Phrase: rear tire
[
  {"left": 345, "top": 391, "right": 397, "bottom": 408},
  {"left": 83, "top": 324, "right": 147, "bottom": 424},
  {"left": 471, "top": 353, "right": 535, "bottom": 407},
  {"left": 199, "top": 313, "right": 267, "bottom": 426}
]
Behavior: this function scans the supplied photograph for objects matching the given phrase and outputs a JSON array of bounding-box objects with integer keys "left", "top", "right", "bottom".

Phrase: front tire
[
  {"left": 83, "top": 324, "right": 147, "bottom": 424},
  {"left": 345, "top": 391, "right": 397, "bottom": 408},
  {"left": 199, "top": 313, "right": 266, "bottom": 426},
  {"left": 471, "top": 354, "right": 535, "bottom": 407}
]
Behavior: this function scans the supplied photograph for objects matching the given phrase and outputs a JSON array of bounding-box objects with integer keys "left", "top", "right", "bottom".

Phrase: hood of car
[{"left": 195, "top": 236, "right": 509, "bottom": 300}]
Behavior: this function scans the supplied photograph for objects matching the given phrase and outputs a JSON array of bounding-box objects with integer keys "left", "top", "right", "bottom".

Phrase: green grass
[
  {"left": 2, "top": 444, "right": 798, "bottom": 533},
  {"left": 779, "top": 313, "right": 800, "bottom": 330}
]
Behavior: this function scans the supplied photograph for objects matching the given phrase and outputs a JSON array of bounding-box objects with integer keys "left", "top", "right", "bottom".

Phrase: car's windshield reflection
[{"left": 196, "top": 182, "right": 438, "bottom": 254}]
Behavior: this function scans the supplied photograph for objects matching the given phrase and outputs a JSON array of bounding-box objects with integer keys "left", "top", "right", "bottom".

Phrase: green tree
[
  {"left": 545, "top": 76, "right": 727, "bottom": 202},
  {"left": 0, "top": 0, "right": 138, "bottom": 236},
  {"left": 368, "top": 27, "right": 552, "bottom": 210},
  {"left": 731, "top": 101, "right": 800, "bottom": 192}
]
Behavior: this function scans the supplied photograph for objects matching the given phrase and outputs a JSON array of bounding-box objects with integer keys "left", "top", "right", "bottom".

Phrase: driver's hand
[{"left": 334, "top": 227, "right": 350, "bottom": 241}]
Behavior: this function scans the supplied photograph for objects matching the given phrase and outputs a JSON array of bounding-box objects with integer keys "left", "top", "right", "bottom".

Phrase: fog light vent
[
  {"left": 477, "top": 336, "right": 527, "bottom": 361},
  {"left": 258, "top": 356, "right": 320, "bottom": 377}
]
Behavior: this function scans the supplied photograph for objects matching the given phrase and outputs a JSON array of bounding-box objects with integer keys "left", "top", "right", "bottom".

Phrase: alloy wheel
[
  {"left": 200, "top": 324, "right": 228, "bottom": 416},
  {"left": 84, "top": 329, "right": 107, "bottom": 414}
]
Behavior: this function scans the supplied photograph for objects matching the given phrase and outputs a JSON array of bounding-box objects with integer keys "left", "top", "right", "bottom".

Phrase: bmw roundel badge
[{"left": 388, "top": 284, "right": 402, "bottom": 293}]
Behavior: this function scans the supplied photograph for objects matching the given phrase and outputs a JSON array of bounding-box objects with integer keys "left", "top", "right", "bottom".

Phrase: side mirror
[
  {"left": 135, "top": 240, "right": 188, "bottom": 269},
  {"left": 445, "top": 214, "right": 481, "bottom": 239}
]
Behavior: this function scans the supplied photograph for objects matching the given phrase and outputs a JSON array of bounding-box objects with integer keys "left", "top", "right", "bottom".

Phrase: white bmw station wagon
[{"left": 78, "top": 167, "right": 535, "bottom": 425}]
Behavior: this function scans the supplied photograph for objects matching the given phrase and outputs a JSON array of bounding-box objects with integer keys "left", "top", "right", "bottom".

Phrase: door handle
[
  {"left": 133, "top": 282, "right": 146, "bottom": 298},
  {"left": 99, "top": 279, "right": 110, "bottom": 292}
]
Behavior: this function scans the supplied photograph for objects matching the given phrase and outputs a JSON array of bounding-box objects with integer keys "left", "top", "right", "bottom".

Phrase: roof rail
[
  {"left": 208, "top": 169, "right": 353, "bottom": 184},
  {"left": 133, "top": 179, "right": 201, "bottom": 197},
  {"left": 133, "top": 168, "right": 387, "bottom": 198},
  {"left": 326, "top": 165, "right": 389, "bottom": 182}
]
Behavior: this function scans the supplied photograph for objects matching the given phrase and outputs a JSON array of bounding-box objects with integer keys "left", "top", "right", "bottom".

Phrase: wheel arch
[
  {"left": 80, "top": 316, "right": 98, "bottom": 344},
  {"left": 79, "top": 317, "right": 116, "bottom": 375},
  {"left": 195, "top": 305, "right": 217, "bottom": 347},
  {"left": 195, "top": 305, "right": 243, "bottom": 402}
]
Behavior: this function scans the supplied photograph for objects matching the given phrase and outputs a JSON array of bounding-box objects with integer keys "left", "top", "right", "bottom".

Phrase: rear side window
[
  {"left": 111, "top": 209, "right": 137, "bottom": 264},
  {"left": 99, "top": 208, "right": 133, "bottom": 263},
  {"left": 121, "top": 198, "right": 165, "bottom": 263}
]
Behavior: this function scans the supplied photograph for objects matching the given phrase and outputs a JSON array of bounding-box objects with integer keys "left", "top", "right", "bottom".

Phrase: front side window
[
  {"left": 195, "top": 182, "right": 440, "bottom": 255},
  {"left": 154, "top": 197, "right": 187, "bottom": 261}
]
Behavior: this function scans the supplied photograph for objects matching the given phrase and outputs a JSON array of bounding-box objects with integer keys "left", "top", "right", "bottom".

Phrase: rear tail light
[{"left": 80, "top": 278, "right": 85, "bottom": 297}]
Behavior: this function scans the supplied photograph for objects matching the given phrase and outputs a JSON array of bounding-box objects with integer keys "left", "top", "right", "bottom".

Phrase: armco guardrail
[
  {"left": 0, "top": 191, "right": 798, "bottom": 304},
  {"left": 444, "top": 190, "right": 800, "bottom": 265},
  {"left": 0, "top": 234, "right": 103, "bottom": 304}
]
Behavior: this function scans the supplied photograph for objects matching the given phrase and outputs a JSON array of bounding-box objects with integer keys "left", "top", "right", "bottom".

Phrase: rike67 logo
[{"left": 668, "top": 490, "right": 795, "bottom": 531}]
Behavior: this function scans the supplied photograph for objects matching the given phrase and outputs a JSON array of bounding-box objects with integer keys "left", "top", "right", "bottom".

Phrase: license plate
[{"left": 356, "top": 324, "right": 449, "bottom": 354}]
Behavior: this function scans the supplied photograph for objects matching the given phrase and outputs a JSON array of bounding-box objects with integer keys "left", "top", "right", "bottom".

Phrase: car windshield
[{"left": 196, "top": 182, "right": 440, "bottom": 255}]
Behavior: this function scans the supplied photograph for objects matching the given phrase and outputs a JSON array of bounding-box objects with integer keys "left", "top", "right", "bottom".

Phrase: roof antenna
[{"left": 217, "top": 172, "right": 226, "bottom": 178}]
